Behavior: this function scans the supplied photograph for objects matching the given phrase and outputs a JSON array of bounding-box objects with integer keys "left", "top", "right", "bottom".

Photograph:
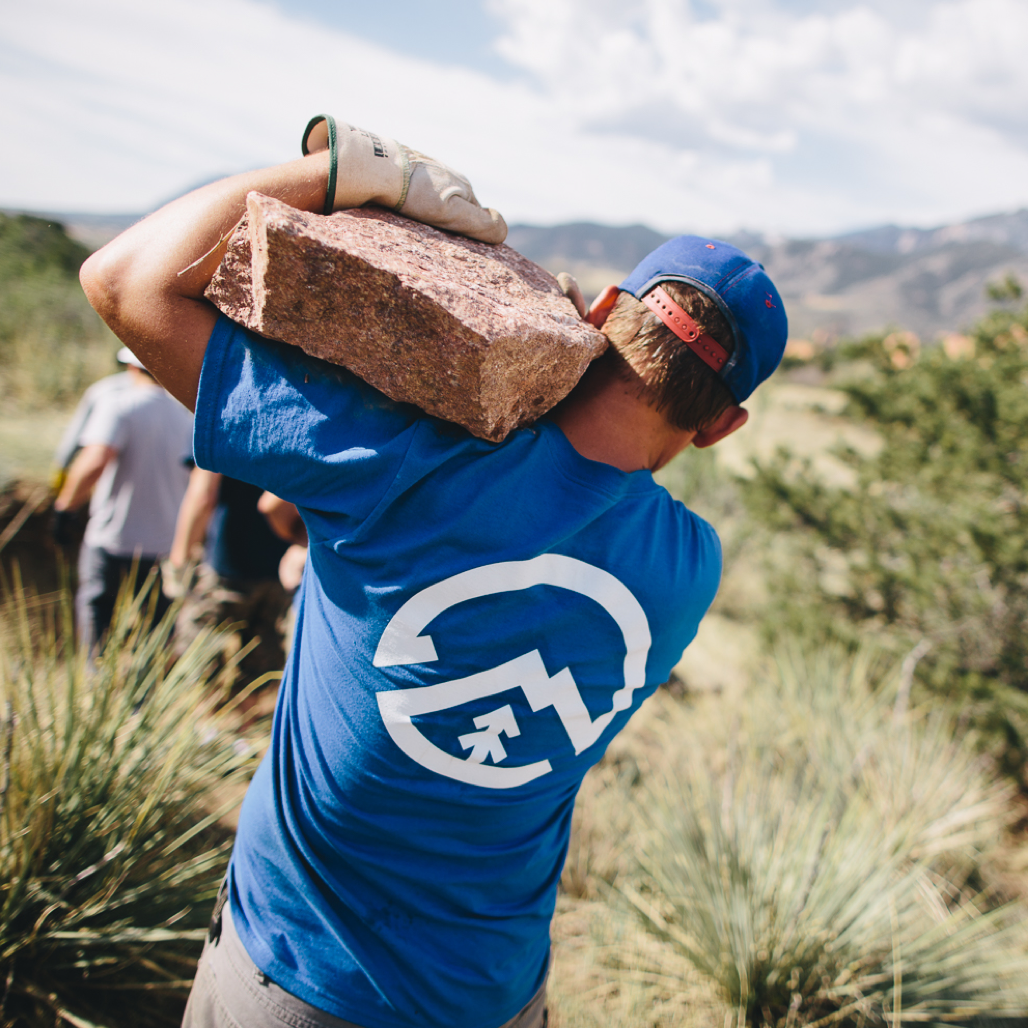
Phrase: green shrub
[
  {"left": 0, "top": 213, "right": 119, "bottom": 409},
  {"left": 622, "top": 646, "right": 1028, "bottom": 1027},
  {"left": 742, "top": 302, "right": 1028, "bottom": 777},
  {"left": 0, "top": 576, "right": 254, "bottom": 1027}
]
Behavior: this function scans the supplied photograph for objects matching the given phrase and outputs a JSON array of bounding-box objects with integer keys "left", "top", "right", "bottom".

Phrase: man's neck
[{"left": 547, "top": 360, "right": 696, "bottom": 473}]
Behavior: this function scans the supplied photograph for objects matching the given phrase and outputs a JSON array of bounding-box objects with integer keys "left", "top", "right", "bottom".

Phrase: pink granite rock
[{"left": 205, "top": 193, "right": 608, "bottom": 441}]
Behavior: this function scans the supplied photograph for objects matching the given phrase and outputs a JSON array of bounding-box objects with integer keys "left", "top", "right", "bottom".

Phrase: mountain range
[
  {"left": 19, "top": 206, "right": 1028, "bottom": 345},
  {"left": 509, "top": 210, "right": 1028, "bottom": 344}
]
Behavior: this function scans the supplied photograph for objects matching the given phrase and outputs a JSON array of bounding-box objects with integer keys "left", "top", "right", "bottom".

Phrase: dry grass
[{"left": 552, "top": 647, "right": 1028, "bottom": 1027}]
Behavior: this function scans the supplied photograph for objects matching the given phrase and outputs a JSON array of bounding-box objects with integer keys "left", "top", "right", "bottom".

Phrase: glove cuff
[
  {"left": 302, "top": 114, "right": 338, "bottom": 215},
  {"left": 395, "top": 145, "right": 412, "bottom": 213}
]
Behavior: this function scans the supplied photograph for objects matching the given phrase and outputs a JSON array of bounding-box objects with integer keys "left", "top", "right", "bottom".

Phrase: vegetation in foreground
[
  {"left": 0, "top": 577, "right": 255, "bottom": 1028},
  {"left": 553, "top": 647, "right": 1028, "bottom": 1027},
  {"left": 630, "top": 647, "right": 1028, "bottom": 1026}
]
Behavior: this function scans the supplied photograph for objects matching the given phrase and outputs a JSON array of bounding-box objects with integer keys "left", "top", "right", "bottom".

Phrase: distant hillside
[
  {"left": 0, "top": 212, "right": 92, "bottom": 279},
  {"left": 14, "top": 203, "right": 1028, "bottom": 344},
  {"left": 0, "top": 212, "right": 117, "bottom": 411},
  {"left": 506, "top": 222, "right": 670, "bottom": 269},
  {"left": 743, "top": 217, "right": 1028, "bottom": 343},
  {"left": 0, "top": 210, "right": 142, "bottom": 252},
  {"left": 509, "top": 209, "right": 1028, "bottom": 343}
]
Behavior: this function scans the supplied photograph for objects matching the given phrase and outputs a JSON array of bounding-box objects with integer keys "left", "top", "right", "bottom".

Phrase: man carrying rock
[{"left": 79, "top": 117, "right": 787, "bottom": 1028}]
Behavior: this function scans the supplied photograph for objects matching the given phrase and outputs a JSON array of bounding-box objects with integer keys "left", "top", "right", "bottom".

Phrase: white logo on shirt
[{"left": 373, "top": 554, "right": 651, "bottom": 789}]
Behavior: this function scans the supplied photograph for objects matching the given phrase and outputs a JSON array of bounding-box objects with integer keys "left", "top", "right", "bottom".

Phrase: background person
[
  {"left": 257, "top": 490, "right": 309, "bottom": 653},
  {"left": 52, "top": 347, "right": 193, "bottom": 651},
  {"left": 50, "top": 352, "right": 133, "bottom": 494},
  {"left": 165, "top": 468, "right": 297, "bottom": 684}
]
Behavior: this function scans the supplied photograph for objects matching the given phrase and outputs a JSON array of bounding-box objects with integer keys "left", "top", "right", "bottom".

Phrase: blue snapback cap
[{"left": 619, "top": 235, "right": 788, "bottom": 403}]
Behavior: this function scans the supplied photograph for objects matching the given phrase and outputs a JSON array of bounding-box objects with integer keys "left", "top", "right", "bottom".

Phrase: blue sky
[{"left": 2, "top": 0, "right": 1027, "bottom": 236}]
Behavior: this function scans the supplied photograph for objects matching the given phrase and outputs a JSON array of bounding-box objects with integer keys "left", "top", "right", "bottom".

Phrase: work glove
[
  {"left": 160, "top": 559, "right": 195, "bottom": 600},
  {"left": 301, "top": 115, "right": 507, "bottom": 245}
]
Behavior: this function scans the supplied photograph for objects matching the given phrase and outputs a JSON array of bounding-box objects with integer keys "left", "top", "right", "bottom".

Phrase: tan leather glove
[{"left": 302, "top": 115, "right": 506, "bottom": 245}]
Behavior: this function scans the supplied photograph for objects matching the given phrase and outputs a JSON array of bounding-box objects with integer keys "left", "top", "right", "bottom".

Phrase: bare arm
[
  {"left": 78, "top": 154, "right": 332, "bottom": 412},
  {"left": 258, "top": 491, "right": 309, "bottom": 546},
  {"left": 168, "top": 468, "right": 223, "bottom": 567},
  {"left": 53, "top": 444, "right": 117, "bottom": 512}
]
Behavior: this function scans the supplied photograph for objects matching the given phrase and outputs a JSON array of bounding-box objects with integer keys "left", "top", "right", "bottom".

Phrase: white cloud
[
  {"left": 0, "top": 0, "right": 1027, "bottom": 234},
  {"left": 0, "top": 0, "right": 543, "bottom": 211},
  {"left": 488, "top": 0, "right": 1028, "bottom": 229}
]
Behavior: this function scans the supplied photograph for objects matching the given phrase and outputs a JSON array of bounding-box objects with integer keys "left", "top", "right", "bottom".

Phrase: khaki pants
[{"left": 182, "top": 898, "right": 548, "bottom": 1028}]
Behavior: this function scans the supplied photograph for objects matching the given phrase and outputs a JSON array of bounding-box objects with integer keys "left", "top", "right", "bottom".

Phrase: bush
[
  {"left": 742, "top": 302, "right": 1028, "bottom": 777},
  {"left": 0, "top": 576, "right": 254, "bottom": 1027},
  {"left": 621, "top": 646, "right": 1028, "bottom": 1027},
  {"left": 0, "top": 213, "right": 119, "bottom": 409}
]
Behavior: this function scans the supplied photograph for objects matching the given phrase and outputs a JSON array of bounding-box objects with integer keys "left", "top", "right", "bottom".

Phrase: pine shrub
[{"left": 742, "top": 300, "right": 1028, "bottom": 777}]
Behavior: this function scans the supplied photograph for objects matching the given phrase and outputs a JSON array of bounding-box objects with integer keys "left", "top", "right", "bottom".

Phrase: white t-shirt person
[
  {"left": 78, "top": 379, "right": 193, "bottom": 556},
  {"left": 54, "top": 355, "right": 193, "bottom": 648}
]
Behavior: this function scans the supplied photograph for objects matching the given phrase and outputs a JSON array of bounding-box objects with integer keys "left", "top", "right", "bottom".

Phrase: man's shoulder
[
  {"left": 82, "top": 371, "right": 131, "bottom": 401},
  {"left": 77, "top": 373, "right": 133, "bottom": 417},
  {"left": 122, "top": 384, "right": 191, "bottom": 420},
  {"left": 639, "top": 489, "right": 723, "bottom": 593}
]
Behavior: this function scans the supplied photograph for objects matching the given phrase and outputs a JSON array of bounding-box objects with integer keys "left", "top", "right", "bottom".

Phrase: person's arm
[
  {"left": 258, "top": 491, "right": 308, "bottom": 546},
  {"left": 278, "top": 544, "right": 308, "bottom": 593},
  {"left": 53, "top": 383, "right": 100, "bottom": 471},
  {"left": 79, "top": 155, "right": 333, "bottom": 413},
  {"left": 53, "top": 443, "right": 116, "bottom": 512},
  {"left": 79, "top": 124, "right": 504, "bottom": 415},
  {"left": 168, "top": 468, "right": 223, "bottom": 567}
]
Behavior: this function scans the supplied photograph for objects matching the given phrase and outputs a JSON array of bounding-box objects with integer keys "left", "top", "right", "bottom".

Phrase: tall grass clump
[
  {"left": 622, "top": 646, "right": 1028, "bottom": 1027},
  {"left": 0, "top": 576, "right": 255, "bottom": 1027}
]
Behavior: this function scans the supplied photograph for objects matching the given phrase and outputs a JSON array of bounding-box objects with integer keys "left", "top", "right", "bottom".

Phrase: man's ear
[
  {"left": 692, "top": 405, "right": 749, "bottom": 449},
  {"left": 585, "top": 285, "right": 620, "bottom": 328}
]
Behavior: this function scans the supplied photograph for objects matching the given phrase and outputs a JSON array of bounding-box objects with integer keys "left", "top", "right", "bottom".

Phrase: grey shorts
[{"left": 182, "top": 894, "right": 548, "bottom": 1028}]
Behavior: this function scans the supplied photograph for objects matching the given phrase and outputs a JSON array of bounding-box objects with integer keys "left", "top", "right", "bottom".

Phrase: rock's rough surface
[{"left": 205, "top": 193, "right": 608, "bottom": 441}]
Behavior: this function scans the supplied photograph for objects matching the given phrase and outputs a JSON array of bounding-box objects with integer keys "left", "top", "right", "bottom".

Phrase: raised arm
[
  {"left": 80, "top": 117, "right": 506, "bottom": 415},
  {"left": 79, "top": 155, "right": 332, "bottom": 412}
]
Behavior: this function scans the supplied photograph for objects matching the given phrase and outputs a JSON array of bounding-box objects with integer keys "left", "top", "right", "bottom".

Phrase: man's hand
[
  {"left": 79, "top": 120, "right": 504, "bottom": 413},
  {"left": 302, "top": 115, "right": 506, "bottom": 245}
]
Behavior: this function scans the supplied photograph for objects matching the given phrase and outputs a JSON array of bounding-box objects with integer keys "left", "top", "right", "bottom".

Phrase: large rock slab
[{"left": 205, "top": 193, "right": 607, "bottom": 441}]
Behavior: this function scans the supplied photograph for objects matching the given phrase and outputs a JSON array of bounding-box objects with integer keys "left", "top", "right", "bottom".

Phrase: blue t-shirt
[{"left": 193, "top": 316, "right": 722, "bottom": 1028}]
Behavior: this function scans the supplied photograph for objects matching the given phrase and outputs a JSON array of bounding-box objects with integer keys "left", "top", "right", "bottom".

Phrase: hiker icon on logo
[{"left": 373, "top": 554, "right": 653, "bottom": 789}]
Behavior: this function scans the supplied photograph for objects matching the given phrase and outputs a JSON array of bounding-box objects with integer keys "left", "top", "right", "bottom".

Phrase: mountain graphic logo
[{"left": 373, "top": 554, "right": 652, "bottom": 789}]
